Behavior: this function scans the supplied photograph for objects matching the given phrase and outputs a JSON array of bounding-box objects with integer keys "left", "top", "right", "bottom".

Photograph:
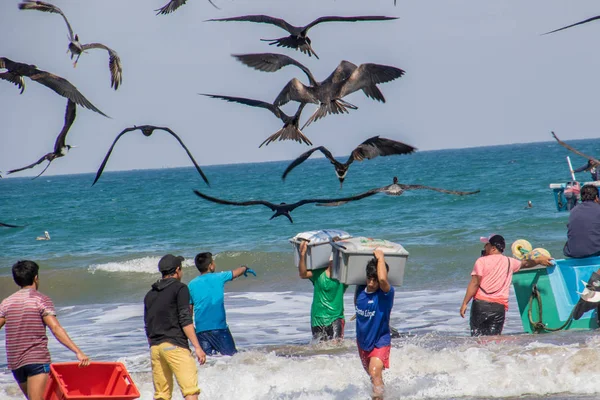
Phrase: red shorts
[{"left": 357, "top": 344, "right": 391, "bottom": 372}]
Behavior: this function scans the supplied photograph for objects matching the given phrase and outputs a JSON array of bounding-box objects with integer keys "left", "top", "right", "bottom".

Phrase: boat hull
[{"left": 512, "top": 257, "right": 600, "bottom": 333}]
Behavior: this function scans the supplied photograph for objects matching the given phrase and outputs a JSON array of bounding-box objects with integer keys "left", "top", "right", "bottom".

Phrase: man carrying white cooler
[{"left": 298, "top": 241, "right": 348, "bottom": 342}]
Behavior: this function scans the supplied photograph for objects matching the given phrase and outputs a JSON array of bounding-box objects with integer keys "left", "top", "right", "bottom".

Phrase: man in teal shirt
[
  {"left": 298, "top": 241, "right": 348, "bottom": 341},
  {"left": 188, "top": 252, "right": 255, "bottom": 356}
]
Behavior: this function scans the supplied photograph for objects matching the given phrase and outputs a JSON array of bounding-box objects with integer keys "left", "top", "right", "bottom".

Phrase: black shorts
[
  {"left": 311, "top": 318, "right": 345, "bottom": 342},
  {"left": 470, "top": 299, "right": 505, "bottom": 336},
  {"left": 12, "top": 363, "right": 50, "bottom": 384}
]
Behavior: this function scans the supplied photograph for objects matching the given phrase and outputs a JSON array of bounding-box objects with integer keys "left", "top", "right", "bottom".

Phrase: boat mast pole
[{"left": 567, "top": 156, "right": 576, "bottom": 182}]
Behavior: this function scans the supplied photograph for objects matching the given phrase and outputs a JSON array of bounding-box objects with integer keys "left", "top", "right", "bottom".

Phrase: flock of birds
[{"left": 2, "top": 2, "right": 597, "bottom": 227}]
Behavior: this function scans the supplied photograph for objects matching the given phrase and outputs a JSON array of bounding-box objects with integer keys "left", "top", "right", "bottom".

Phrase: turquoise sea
[{"left": 2, "top": 138, "right": 600, "bottom": 399}]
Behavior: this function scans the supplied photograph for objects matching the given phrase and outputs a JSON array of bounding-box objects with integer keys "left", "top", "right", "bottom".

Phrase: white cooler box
[
  {"left": 331, "top": 237, "right": 409, "bottom": 285},
  {"left": 289, "top": 229, "right": 352, "bottom": 270}
]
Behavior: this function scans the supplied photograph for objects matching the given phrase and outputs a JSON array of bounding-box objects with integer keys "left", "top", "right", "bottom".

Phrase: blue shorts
[
  {"left": 196, "top": 328, "right": 237, "bottom": 356},
  {"left": 12, "top": 363, "right": 50, "bottom": 383}
]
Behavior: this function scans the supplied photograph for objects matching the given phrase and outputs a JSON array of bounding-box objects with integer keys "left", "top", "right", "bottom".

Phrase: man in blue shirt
[
  {"left": 563, "top": 185, "right": 600, "bottom": 320},
  {"left": 188, "top": 252, "right": 255, "bottom": 356},
  {"left": 355, "top": 249, "right": 394, "bottom": 400},
  {"left": 563, "top": 184, "right": 600, "bottom": 259}
]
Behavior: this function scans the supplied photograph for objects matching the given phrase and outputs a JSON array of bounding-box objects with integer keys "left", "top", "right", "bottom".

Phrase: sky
[{"left": 1, "top": 0, "right": 600, "bottom": 177}]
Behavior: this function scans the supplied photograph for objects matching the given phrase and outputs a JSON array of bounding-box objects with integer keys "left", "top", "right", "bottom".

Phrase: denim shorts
[
  {"left": 12, "top": 363, "right": 51, "bottom": 383},
  {"left": 196, "top": 328, "right": 238, "bottom": 356}
]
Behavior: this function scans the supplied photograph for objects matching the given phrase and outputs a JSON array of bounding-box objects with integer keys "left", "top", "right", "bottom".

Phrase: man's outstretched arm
[
  {"left": 232, "top": 265, "right": 251, "bottom": 279},
  {"left": 574, "top": 161, "right": 592, "bottom": 173}
]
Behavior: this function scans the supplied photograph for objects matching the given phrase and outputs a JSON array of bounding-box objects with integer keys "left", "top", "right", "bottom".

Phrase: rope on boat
[{"left": 527, "top": 284, "right": 575, "bottom": 333}]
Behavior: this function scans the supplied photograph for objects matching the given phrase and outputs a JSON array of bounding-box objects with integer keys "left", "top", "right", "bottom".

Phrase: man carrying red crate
[{"left": 0, "top": 260, "right": 90, "bottom": 400}]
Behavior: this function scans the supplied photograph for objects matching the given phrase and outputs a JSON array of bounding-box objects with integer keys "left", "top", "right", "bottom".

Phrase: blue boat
[{"left": 512, "top": 257, "right": 600, "bottom": 333}]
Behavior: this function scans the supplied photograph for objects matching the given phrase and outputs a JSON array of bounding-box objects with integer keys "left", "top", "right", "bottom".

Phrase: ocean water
[{"left": 2, "top": 139, "right": 600, "bottom": 399}]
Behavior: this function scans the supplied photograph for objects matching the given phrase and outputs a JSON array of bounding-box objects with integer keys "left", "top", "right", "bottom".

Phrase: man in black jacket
[{"left": 144, "top": 254, "right": 206, "bottom": 400}]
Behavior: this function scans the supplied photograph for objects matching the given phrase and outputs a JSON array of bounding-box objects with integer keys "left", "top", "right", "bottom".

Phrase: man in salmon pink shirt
[{"left": 459, "top": 234, "right": 553, "bottom": 336}]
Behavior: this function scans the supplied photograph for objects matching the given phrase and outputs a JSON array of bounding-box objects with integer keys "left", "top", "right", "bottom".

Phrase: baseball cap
[
  {"left": 480, "top": 234, "right": 506, "bottom": 253},
  {"left": 158, "top": 254, "right": 184, "bottom": 273}
]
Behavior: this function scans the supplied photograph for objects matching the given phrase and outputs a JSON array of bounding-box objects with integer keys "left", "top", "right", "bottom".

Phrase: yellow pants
[{"left": 150, "top": 342, "right": 200, "bottom": 399}]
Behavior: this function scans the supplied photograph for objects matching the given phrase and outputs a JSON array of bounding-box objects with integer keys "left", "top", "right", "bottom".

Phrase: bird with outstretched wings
[
  {"left": 551, "top": 131, "right": 600, "bottom": 168},
  {"left": 7, "top": 100, "right": 77, "bottom": 179},
  {"left": 543, "top": 15, "right": 600, "bottom": 35},
  {"left": 0, "top": 57, "right": 108, "bottom": 116},
  {"left": 234, "top": 53, "right": 404, "bottom": 128},
  {"left": 193, "top": 188, "right": 378, "bottom": 223},
  {"left": 200, "top": 94, "right": 309, "bottom": 147},
  {"left": 208, "top": 15, "right": 397, "bottom": 58},
  {"left": 155, "top": 0, "right": 218, "bottom": 15},
  {"left": 18, "top": 1, "right": 123, "bottom": 90},
  {"left": 93, "top": 125, "right": 209, "bottom": 186},
  {"left": 282, "top": 136, "right": 416, "bottom": 187},
  {"left": 375, "top": 177, "right": 481, "bottom": 196},
  {"left": 318, "top": 177, "right": 480, "bottom": 206},
  {"left": 0, "top": 221, "right": 26, "bottom": 228}
]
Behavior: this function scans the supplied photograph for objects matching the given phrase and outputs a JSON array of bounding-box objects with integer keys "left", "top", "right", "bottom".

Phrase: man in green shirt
[{"left": 298, "top": 241, "right": 348, "bottom": 341}]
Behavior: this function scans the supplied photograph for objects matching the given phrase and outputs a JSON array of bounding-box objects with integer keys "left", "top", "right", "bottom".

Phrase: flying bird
[
  {"left": 0, "top": 57, "right": 108, "bottom": 117},
  {"left": 156, "top": 0, "right": 219, "bottom": 15},
  {"left": 543, "top": 15, "right": 600, "bottom": 35},
  {"left": 375, "top": 177, "right": 481, "bottom": 196},
  {"left": 200, "top": 94, "right": 309, "bottom": 147},
  {"left": 7, "top": 100, "right": 77, "bottom": 179},
  {"left": 0, "top": 221, "right": 25, "bottom": 228},
  {"left": 234, "top": 53, "right": 405, "bottom": 128},
  {"left": 207, "top": 15, "right": 397, "bottom": 59},
  {"left": 0, "top": 70, "right": 25, "bottom": 94},
  {"left": 282, "top": 136, "right": 416, "bottom": 188},
  {"left": 551, "top": 131, "right": 600, "bottom": 168},
  {"left": 93, "top": 125, "right": 209, "bottom": 186},
  {"left": 193, "top": 188, "right": 378, "bottom": 223},
  {"left": 18, "top": 0, "right": 123, "bottom": 90},
  {"left": 317, "top": 177, "right": 480, "bottom": 207}
]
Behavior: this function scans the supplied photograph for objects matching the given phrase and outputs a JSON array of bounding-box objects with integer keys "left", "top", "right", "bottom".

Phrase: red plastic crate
[{"left": 44, "top": 362, "right": 140, "bottom": 400}]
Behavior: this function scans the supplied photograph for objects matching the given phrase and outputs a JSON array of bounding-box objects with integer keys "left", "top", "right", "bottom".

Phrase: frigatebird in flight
[
  {"left": 156, "top": 0, "right": 219, "bottom": 15},
  {"left": 18, "top": 0, "right": 123, "bottom": 90},
  {"left": 318, "top": 177, "right": 480, "bottom": 206},
  {"left": 375, "top": 177, "right": 481, "bottom": 196},
  {"left": 193, "top": 188, "right": 378, "bottom": 223},
  {"left": 551, "top": 131, "right": 600, "bottom": 169},
  {"left": 0, "top": 222, "right": 26, "bottom": 228},
  {"left": 93, "top": 125, "right": 209, "bottom": 186},
  {"left": 234, "top": 53, "right": 405, "bottom": 128},
  {"left": 543, "top": 15, "right": 600, "bottom": 35},
  {"left": 282, "top": 136, "right": 416, "bottom": 188},
  {"left": 201, "top": 94, "right": 309, "bottom": 147},
  {"left": 208, "top": 15, "right": 397, "bottom": 58},
  {"left": 7, "top": 100, "right": 77, "bottom": 179},
  {"left": 0, "top": 57, "right": 108, "bottom": 117}
]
